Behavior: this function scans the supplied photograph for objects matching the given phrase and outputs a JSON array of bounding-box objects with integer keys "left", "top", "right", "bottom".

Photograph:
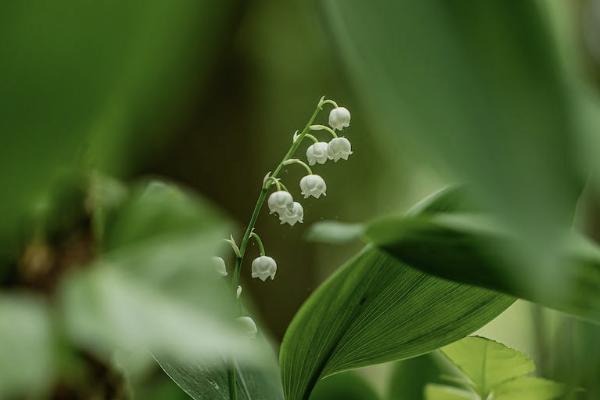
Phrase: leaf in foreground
[{"left": 279, "top": 247, "right": 513, "bottom": 400}]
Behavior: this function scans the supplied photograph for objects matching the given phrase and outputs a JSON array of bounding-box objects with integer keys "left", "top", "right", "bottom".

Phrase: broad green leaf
[
  {"left": 323, "top": 0, "right": 583, "bottom": 286},
  {"left": 0, "top": 295, "right": 56, "bottom": 398},
  {"left": 305, "top": 221, "right": 364, "bottom": 245},
  {"left": 437, "top": 336, "right": 566, "bottom": 400},
  {"left": 493, "top": 376, "right": 566, "bottom": 400},
  {"left": 367, "top": 198, "right": 600, "bottom": 323},
  {"left": 60, "top": 181, "right": 251, "bottom": 365},
  {"left": 425, "top": 385, "right": 475, "bottom": 400},
  {"left": 441, "top": 337, "right": 534, "bottom": 392},
  {"left": 157, "top": 346, "right": 284, "bottom": 400},
  {"left": 279, "top": 247, "right": 513, "bottom": 400},
  {"left": 310, "top": 372, "right": 379, "bottom": 400}
]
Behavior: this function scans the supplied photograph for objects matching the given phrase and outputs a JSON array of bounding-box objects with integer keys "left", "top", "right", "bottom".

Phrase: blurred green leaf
[
  {"left": 157, "top": 339, "right": 284, "bottom": 400},
  {"left": 387, "top": 354, "right": 444, "bottom": 400},
  {"left": 310, "top": 371, "right": 379, "bottom": 400},
  {"left": 323, "top": 0, "right": 583, "bottom": 287},
  {"left": 279, "top": 247, "right": 513, "bottom": 400},
  {"left": 0, "top": 0, "right": 236, "bottom": 259},
  {"left": 366, "top": 188, "right": 600, "bottom": 323},
  {"left": 0, "top": 294, "right": 56, "bottom": 398},
  {"left": 425, "top": 385, "right": 475, "bottom": 400},
  {"left": 60, "top": 180, "right": 251, "bottom": 365},
  {"left": 434, "top": 336, "right": 566, "bottom": 400},
  {"left": 305, "top": 221, "right": 364, "bottom": 244}
]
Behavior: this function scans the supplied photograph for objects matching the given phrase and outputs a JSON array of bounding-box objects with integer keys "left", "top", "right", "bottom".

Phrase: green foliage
[
  {"left": 279, "top": 246, "right": 513, "bottom": 400},
  {"left": 387, "top": 354, "right": 444, "bottom": 400},
  {"left": 305, "top": 221, "right": 364, "bottom": 244},
  {"left": 323, "top": 0, "right": 586, "bottom": 295},
  {"left": 0, "top": 295, "right": 56, "bottom": 398},
  {"left": 427, "top": 336, "right": 566, "bottom": 400},
  {"left": 367, "top": 187, "right": 600, "bottom": 323},
  {"left": 310, "top": 372, "right": 379, "bottom": 400}
]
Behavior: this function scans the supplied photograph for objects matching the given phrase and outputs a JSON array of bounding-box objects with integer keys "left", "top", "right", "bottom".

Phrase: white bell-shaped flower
[
  {"left": 306, "top": 142, "right": 329, "bottom": 166},
  {"left": 236, "top": 316, "right": 257, "bottom": 338},
  {"left": 328, "top": 137, "right": 353, "bottom": 162},
  {"left": 251, "top": 256, "right": 277, "bottom": 281},
  {"left": 268, "top": 190, "right": 293, "bottom": 214},
  {"left": 279, "top": 202, "right": 304, "bottom": 226},
  {"left": 328, "top": 106, "right": 351, "bottom": 130},
  {"left": 212, "top": 256, "right": 228, "bottom": 276},
  {"left": 300, "top": 175, "right": 327, "bottom": 199}
]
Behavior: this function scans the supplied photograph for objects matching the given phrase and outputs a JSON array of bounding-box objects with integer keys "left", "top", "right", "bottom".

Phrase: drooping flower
[
  {"left": 268, "top": 190, "right": 293, "bottom": 214},
  {"left": 279, "top": 202, "right": 304, "bottom": 226},
  {"left": 236, "top": 316, "right": 257, "bottom": 338},
  {"left": 327, "top": 137, "right": 353, "bottom": 162},
  {"left": 300, "top": 175, "right": 327, "bottom": 199},
  {"left": 328, "top": 106, "right": 351, "bottom": 130},
  {"left": 251, "top": 256, "right": 277, "bottom": 281},
  {"left": 212, "top": 256, "right": 228, "bottom": 276},
  {"left": 306, "top": 142, "right": 329, "bottom": 166}
]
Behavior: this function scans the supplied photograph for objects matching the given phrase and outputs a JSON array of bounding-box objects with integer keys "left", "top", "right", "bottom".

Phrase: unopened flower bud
[
  {"left": 300, "top": 175, "right": 327, "bottom": 199},
  {"left": 212, "top": 256, "right": 227, "bottom": 276},
  {"left": 268, "top": 191, "right": 293, "bottom": 215},
  {"left": 279, "top": 202, "right": 304, "bottom": 226},
  {"left": 328, "top": 107, "right": 351, "bottom": 130},
  {"left": 237, "top": 316, "right": 257, "bottom": 338},
  {"left": 306, "top": 142, "right": 329, "bottom": 166},
  {"left": 251, "top": 256, "right": 277, "bottom": 281},
  {"left": 327, "top": 137, "right": 353, "bottom": 162},
  {"left": 236, "top": 285, "right": 242, "bottom": 299}
]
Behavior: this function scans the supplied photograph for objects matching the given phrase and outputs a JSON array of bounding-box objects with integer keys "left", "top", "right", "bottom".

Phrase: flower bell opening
[
  {"left": 300, "top": 174, "right": 327, "bottom": 199},
  {"left": 328, "top": 106, "right": 351, "bottom": 130},
  {"left": 251, "top": 256, "right": 277, "bottom": 281}
]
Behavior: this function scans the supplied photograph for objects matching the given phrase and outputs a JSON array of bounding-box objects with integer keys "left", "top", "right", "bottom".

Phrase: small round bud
[
  {"left": 300, "top": 175, "right": 327, "bottom": 199},
  {"left": 306, "top": 142, "right": 329, "bottom": 166},
  {"left": 212, "top": 256, "right": 227, "bottom": 276},
  {"left": 236, "top": 285, "right": 242, "bottom": 299},
  {"left": 268, "top": 191, "right": 293, "bottom": 215},
  {"left": 328, "top": 106, "right": 351, "bottom": 130},
  {"left": 236, "top": 316, "right": 257, "bottom": 338},
  {"left": 327, "top": 137, "right": 353, "bottom": 162},
  {"left": 279, "top": 202, "right": 304, "bottom": 226},
  {"left": 251, "top": 256, "right": 277, "bottom": 281}
]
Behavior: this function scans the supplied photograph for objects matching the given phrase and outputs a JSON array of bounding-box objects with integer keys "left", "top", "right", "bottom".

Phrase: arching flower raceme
[
  {"left": 236, "top": 316, "right": 258, "bottom": 338},
  {"left": 328, "top": 137, "right": 353, "bottom": 162},
  {"left": 212, "top": 256, "right": 228, "bottom": 276},
  {"left": 306, "top": 142, "right": 329, "bottom": 166},
  {"left": 268, "top": 190, "right": 293, "bottom": 214},
  {"left": 251, "top": 256, "right": 277, "bottom": 281},
  {"left": 279, "top": 202, "right": 304, "bottom": 226},
  {"left": 300, "top": 174, "right": 327, "bottom": 199},
  {"left": 328, "top": 106, "right": 351, "bottom": 130}
]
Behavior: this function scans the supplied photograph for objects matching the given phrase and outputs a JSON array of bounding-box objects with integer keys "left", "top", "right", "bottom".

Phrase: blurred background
[{"left": 1, "top": 0, "right": 600, "bottom": 399}]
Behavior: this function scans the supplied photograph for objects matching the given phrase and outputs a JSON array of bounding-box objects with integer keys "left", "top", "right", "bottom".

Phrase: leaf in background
[
  {"left": 60, "top": 181, "right": 252, "bottom": 366},
  {"left": 279, "top": 247, "right": 513, "bottom": 400},
  {"left": 366, "top": 188, "right": 600, "bottom": 323},
  {"left": 0, "top": 295, "right": 56, "bottom": 398},
  {"left": 387, "top": 353, "right": 445, "bottom": 400},
  {"left": 434, "top": 336, "right": 566, "bottom": 400},
  {"left": 305, "top": 221, "right": 364, "bottom": 245},
  {"left": 322, "top": 0, "right": 583, "bottom": 290},
  {"left": 0, "top": 0, "right": 236, "bottom": 260},
  {"left": 310, "top": 371, "right": 379, "bottom": 400},
  {"left": 425, "top": 385, "right": 475, "bottom": 400},
  {"left": 157, "top": 337, "right": 284, "bottom": 400}
]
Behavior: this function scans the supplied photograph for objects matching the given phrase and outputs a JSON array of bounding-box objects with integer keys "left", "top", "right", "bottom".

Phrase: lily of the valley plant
[{"left": 212, "top": 96, "right": 352, "bottom": 337}]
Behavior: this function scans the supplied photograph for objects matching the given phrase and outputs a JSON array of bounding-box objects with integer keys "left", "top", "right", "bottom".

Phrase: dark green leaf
[
  {"left": 387, "top": 354, "right": 445, "bottom": 400},
  {"left": 310, "top": 372, "right": 379, "bottom": 400},
  {"left": 279, "top": 247, "right": 513, "bottom": 400}
]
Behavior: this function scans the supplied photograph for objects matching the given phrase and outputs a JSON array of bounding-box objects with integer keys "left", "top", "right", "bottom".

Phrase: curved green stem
[
  {"left": 310, "top": 124, "right": 338, "bottom": 138},
  {"left": 250, "top": 231, "right": 266, "bottom": 256},
  {"left": 283, "top": 158, "right": 313, "bottom": 175},
  {"left": 320, "top": 98, "right": 338, "bottom": 108},
  {"left": 304, "top": 133, "right": 319, "bottom": 143}
]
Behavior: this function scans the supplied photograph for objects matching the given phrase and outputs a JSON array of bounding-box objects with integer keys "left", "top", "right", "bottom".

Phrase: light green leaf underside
[
  {"left": 305, "top": 221, "right": 364, "bottom": 245},
  {"left": 493, "top": 376, "right": 566, "bottom": 400},
  {"left": 425, "top": 385, "right": 476, "bottom": 400},
  {"left": 280, "top": 247, "right": 513, "bottom": 400},
  {"left": 441, "top": 336, "right": 534, "bottom": 392}
]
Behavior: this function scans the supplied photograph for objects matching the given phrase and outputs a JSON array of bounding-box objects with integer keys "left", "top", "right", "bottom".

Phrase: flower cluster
[{"left": 214, "top": 98, "right": 352, "bottom": 337}]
